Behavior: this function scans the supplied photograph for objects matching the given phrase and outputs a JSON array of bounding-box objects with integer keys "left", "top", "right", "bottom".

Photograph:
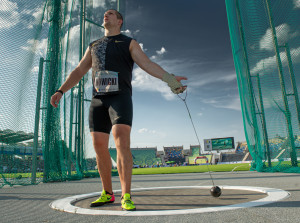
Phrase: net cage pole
[
  {"left": 32, "top": 58, "right": 50, "bottom": 184},
  {"left": 235, "top": 0, "right": 264, "bottom": 168},
  {"left": 256, "top": 74, "right": 271, "bottom": 167},
  {"left": 284, "top": 43, "right": 300, "bottom": 130},
  {"left": 265, "top": 0, "right": 298, "bottom": 167},
  {"left": 117, "top": 0, "right": 125, "bottom": 29},
  {"left": 60, "top": 0, "right": 74, "bottom": 178},
  {"left": 73, "top": 0, "right": 86, "bottom": 177},
  {"left": 65, "top": 0, "right": 77, "bottom": 179},
  {"left": 43, "top": 0, "right": 63, "bottom": 182},
  {"left": 74, "top": 0, "right": 86, "bottom": 175}
]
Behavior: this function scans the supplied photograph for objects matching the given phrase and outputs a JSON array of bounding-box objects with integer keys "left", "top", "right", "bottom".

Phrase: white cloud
[
  {"left": 132, "top": 66, "right": 176, "bottom": 100},
  {"left": 0, "top": 0, "right": 20, "bottom": 29},
  {"left": 138, "top": 128, "right": 148, "bottom": 133},
  {"left": 156, "top": 47, "right": 166, "bottom": 55},
  {"left": 21, "top": 38, "right": 48, "bottom": 57},
  {"left": 197, "top": 112, "right": 203, "bottom": 116},
  {"left": 92, "top": 1, "right": 105, "bottom": 8},
  {"left": 139, "top": 43, "right": 147, "bottom": 52},
  {"left": 0, "top": 0, "right": 17, "bottom": 12},
  {"left": 202, "top": 95, "right": 241, "bottom": 111},
  {"left": 251, "top": 46, "right": 300, "bottom": 74},
  {"left": 150, "top": 47, "right": 167, "bottom": 60},
  {"left": 63, "top": 25, "right": 81, "bottom": 67},
  {"left": 138, "top": 128, "right": 157, "bottom": 134},
  {"left": 137, "top": 128, "right": 165, "bottom": 138},
  {"left": 189, "top": 72, "right": 236, "bottom": 87},
  {"left": 121, "top": 29, "right": 140, "bottom": 38},
  {"left": 133, "top": 43, "right": 236, "bottom": 101},
  {"left": 32, "top": 66, "right": 39, "bottom": 73},
  {"left": 132, "top": 44, "right": 179, "bottom": 100},
  {"left": 122, "top": 29, "right": 132, "bottom": 36},
  {"left": 260, "top": 24, "right": 298, "bottom": 51},
  {"left": 294, "top": 0, "right": 300, "bottom": 8},
  {"left": 22, "top": 5, "right": 45, "bottom": 29}
]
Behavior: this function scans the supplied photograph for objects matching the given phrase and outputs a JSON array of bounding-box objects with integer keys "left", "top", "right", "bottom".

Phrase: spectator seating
[
  {"left": 163, "top": 146, "right": 185, "bottom": 164},
  {"left": 109, "top": 147, "right": 161, "bottom": 167}
]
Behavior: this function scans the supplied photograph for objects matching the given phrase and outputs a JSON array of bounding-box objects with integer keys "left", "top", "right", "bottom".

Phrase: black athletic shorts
[{"left": 89, "top": 93, "right": 133, "bottom": 133}]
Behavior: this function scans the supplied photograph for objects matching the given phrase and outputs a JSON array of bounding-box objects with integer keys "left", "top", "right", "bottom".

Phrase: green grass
[
  {"left": 1, "top": 172, "right": 43, "bottom": 179},
  {"left": 1, "top": 164, "right": 251, "bottom": 179},
  {"left": 132, "top": 163, "right": 251, "bottom": 175}
]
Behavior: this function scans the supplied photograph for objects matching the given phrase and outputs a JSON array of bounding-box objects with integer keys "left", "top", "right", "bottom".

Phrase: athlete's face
[{"left": 103, "top": 10, "right": 122, "bottom": 29}]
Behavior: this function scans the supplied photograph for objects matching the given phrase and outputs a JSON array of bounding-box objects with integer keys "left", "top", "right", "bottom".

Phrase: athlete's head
[{"left": 103, "top": 9, "right": 123, "bottom": 30}]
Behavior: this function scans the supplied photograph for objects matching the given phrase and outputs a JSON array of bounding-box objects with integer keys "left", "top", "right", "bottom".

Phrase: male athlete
[{"left": 50, "top": 9, "right": 187, "bottom": 211}]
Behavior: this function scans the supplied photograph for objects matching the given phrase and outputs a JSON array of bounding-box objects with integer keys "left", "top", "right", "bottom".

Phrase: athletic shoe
[
  {"left": 90, "top": 190, "right": 115, "bottom": 207},
  {"left": 121, "top": 193, "right": 136, "bottom": 211}
]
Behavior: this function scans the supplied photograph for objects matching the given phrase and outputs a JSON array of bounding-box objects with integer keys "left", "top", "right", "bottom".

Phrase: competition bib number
[{"left": 94, "top": 70, "right": 119, "bottom": 93}]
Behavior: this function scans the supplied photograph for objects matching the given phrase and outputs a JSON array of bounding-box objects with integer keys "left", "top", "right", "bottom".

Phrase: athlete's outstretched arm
[
  {"left": 129, "top": 40, "right": 187, "bottom": 93},
  {"left": 50, "top": 47, "right": 92, "bottom": 108}
]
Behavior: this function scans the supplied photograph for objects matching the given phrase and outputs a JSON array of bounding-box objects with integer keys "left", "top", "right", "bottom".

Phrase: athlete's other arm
[
  {"left": 50, "top": 47, "right": 92, "bottom": 108},
  {"left": 129, "top": 40, "right": 187, "bottom": 93}
]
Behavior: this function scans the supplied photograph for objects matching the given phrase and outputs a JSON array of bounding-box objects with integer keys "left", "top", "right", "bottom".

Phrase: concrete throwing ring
[{"left": 49, "top": 186, "right": 290, "bottom": 216}]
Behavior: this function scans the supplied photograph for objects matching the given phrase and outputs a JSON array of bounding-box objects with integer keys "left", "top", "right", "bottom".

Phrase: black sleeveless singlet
[{"left": 88, "top": 34, "right": 134, "bottom": 133}]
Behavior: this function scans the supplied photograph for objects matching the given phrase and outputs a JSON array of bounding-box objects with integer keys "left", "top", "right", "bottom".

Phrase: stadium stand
[
  {"left": 131, "top": 147, "right": 161, "bottom": 167},
  {"left": 1, "top": 143, "right": 43, "bottom": 173},
  {"left": 220, "top": 153, "right": 245, "bottom": 163},
  {"left": 235, "top": 142, "right": 247, "bottom": 154},
  {"left": 109, "top": 147, "right": 161, "bottom": 167},
  {"left": 164, "top": 146, "right": 185, "bottom": 164},
  {"left": 156, "top": 150, "right": 166, "bottom": 165},
  {"left": 219, "top": 141, "right": 250, "bottom": 163}
]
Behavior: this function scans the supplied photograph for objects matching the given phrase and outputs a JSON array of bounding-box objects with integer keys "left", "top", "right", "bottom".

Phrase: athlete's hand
[
  {"left": 175, "top": 76, "right": 188, "bottom": 94},
  {"left": 162, "top": 73, "right": 188, "bottom": 94},
  {"left": 50, "top": 92, "right": 63, "bottom": 108}
]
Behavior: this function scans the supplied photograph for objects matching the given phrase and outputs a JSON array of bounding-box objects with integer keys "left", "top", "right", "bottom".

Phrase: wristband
[
  {"left": 55, "top": 90, "right": 64, "bottom": 95},
  {"left": 162, "top": 73, "right": 183, "bottom": 94}
]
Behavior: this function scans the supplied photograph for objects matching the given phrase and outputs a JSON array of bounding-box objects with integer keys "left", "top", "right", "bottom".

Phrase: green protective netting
[
  {"left": 0, "top": 0, "right": 122, "bottom": 187},
  {"left": 2, "top": 0, "right": 300, "bottom": 189},
  {"left": 225, "top": 0, "right": 300, "bottom": 172}
]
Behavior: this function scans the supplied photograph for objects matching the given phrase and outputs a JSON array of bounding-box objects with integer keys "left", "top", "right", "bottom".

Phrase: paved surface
[{"left": 1, "top": 171, "right": 300, "bottom": 223}]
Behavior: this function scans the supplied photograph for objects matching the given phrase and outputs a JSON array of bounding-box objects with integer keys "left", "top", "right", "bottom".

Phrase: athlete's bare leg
[
  {"left": 112, "top": 124, "right": 132, "bottom": 196},
  {"left": 91, "top": 132, "right": 113, "bottom": 194}
]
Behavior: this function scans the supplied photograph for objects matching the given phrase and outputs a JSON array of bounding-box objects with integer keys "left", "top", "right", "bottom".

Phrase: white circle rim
[{"left": 49, "top": 186, "right": 290, "bottom": 216}]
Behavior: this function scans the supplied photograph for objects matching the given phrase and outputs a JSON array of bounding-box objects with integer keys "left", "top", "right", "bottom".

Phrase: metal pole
[
  {"left": 285, "top": 43, "right": 300, "bottom": 129},
  {"left": 76, "top": 0, "right": 86, "bottom": 173},
  {"left": 117, "top": 0, "right": 125, "bottom": 29},
  {"left": 117, "top": 0, "right": 120, "bottom": 11},
  {"left": 235, "top": 0, "right": 262, "bottom": 165},
  {"left": 68, "top": 90, "right": 74, "bottom": 177},
  {"left": 265, "top": 0, "right": 298, "bottom": 167},
  {"left": 81, "top": 0, "right": 86, "bottom": 172},
  {"left": 31, "top": 58, "right": 44, "bottom": 184},
  {"left": 256, "top": 74, "right": 271, "bottom": 167}
]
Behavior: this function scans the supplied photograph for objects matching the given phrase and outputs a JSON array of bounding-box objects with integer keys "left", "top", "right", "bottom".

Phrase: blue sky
[
  {"left": 0, "top": 0, "right": 245, "bottom": 154},
  {"left": 121, "top": 0, "right": 245, "bottom": 151},
  {"left": 1, "top": 0, "right": 300, "bottom": 159}
]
